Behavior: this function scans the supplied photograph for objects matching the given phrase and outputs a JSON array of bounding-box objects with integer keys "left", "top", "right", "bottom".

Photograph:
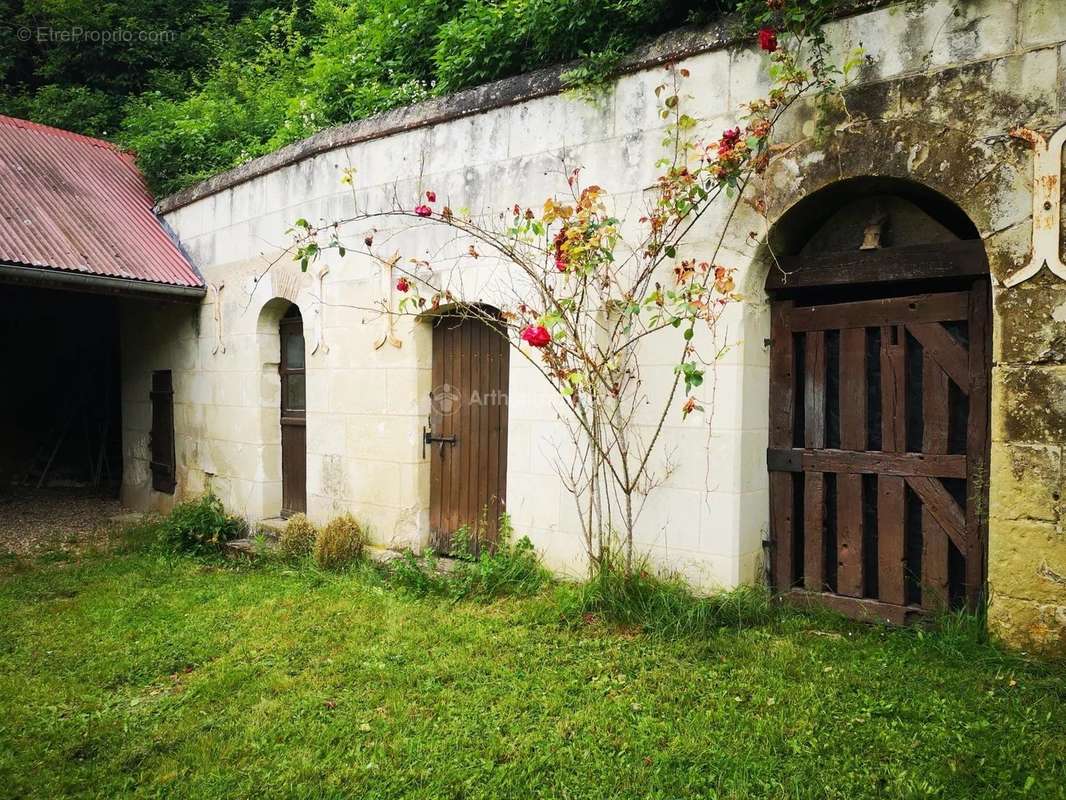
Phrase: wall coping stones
[{"left": 156, "top": 0, "right": 890, "bottom": 214}]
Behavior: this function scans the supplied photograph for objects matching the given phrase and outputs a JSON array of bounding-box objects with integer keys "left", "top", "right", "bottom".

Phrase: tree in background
[{"left": 2, "top": 0, "right": 749, "bottom": 193}]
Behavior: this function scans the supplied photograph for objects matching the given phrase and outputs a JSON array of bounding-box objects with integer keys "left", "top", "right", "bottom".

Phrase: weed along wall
[{"left": 122, "top": 0, "right": 1066, "bottom": 651}]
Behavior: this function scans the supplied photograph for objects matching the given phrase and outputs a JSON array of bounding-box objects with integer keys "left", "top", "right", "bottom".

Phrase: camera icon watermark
[
  {"left": 431, "top": 384, "right": 463, "bottom": 417},
  {"left": 430, "top": 384, "right": 508, "bottom": 417}
]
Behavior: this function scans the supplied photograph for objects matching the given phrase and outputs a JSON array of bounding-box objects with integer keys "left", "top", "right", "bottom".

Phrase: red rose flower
[
  {"left": 758, "top": 27, "right": 778, "bottom": 53},
  {"left": 425, "top": 190, "right": 437, "bottom": 202},
  {"left": 414, "top": 204, "right": 432, "bottom": 217},
  {"left": 520, "top": 325, "right": 551, "bottom": 348},
  {"left": 718, "top": 126, "right": 742, "bottom": 157},
  {"left": 396, "top": 277, "right": 410, "bottom": 293},
  {"left": 554, "top": 252, "right": 568, "bottom": 272}
]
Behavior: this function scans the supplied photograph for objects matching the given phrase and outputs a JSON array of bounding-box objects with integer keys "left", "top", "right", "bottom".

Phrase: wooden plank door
[
  {"left": 429, "top": 314, "right": 509, "bottom": 555},
  {"left": 149, "top": 369, "right": 176, "bottom": 494},
  {"left": 768, "top": 281, "right": 990, "bottom": 623},
  {"left": 280, "top": 306, "right": 306, "bottom": 517}
]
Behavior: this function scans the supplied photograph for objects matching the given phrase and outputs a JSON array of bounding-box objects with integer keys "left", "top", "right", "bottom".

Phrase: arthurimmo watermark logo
[
  {"left": 430, "top": 384, "right": 508, "bottom": 417},
  {"left": 12, "top": 25, "right": 177, "bottom": 44}
]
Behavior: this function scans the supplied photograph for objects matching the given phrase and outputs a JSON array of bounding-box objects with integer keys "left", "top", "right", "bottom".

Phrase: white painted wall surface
[{"left": 121, "top": 0, "right": 1063, "bottom": 602}]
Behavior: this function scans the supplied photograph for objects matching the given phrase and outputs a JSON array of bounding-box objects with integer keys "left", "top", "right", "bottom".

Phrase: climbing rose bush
[{"left": 288, "top": 4, "right": 859, "bottom": 572}]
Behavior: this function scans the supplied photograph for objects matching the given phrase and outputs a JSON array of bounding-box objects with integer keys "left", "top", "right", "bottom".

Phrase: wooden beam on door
[
  {"left": 837, "top": 327, "right": 866, "bottom": 597},
  {"left": 878, "top": 325, "right": 907, "bottom": 606},
  {"left": 769, "top": 301, "right": 796, "bottom": 592}
]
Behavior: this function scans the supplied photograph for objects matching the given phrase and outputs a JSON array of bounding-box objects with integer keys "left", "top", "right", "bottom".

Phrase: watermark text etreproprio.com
[{"left": 15, "top": 26, "right": 177, "bottom": 44}]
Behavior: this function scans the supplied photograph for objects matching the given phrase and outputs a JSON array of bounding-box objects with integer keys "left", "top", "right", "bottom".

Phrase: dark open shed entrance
[{"left": 0, "top": 284, "right": 123, "bottom": 493}]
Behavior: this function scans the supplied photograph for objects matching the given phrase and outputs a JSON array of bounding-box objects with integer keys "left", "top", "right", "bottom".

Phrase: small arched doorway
[
  {"left": 765, "top": 179, "right": 991, "bottom": 623},
  {"left": 279, "top": 304, "right": 306, "bottom": 516}
]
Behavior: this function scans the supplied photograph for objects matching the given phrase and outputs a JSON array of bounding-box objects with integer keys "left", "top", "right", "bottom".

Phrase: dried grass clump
[
  {"left": 313, "top": 513, "right": 365, "bottom": 570},
  {"left": 280, "top": 513, "right": 317, "bottom": 559}
]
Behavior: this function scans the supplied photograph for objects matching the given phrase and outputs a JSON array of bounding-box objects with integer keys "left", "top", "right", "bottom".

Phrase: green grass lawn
[{"left": 0, "top": 549, "right": 1063, "bottom": 799}]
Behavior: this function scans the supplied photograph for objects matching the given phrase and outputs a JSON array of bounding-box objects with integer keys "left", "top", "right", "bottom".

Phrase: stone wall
[{"left": 127, "top": 0, "right": 1066, "bottom": 650}]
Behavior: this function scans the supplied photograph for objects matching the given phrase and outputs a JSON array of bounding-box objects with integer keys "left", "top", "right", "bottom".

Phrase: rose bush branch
[{"left": 284, "top": 5, "right": 853, "bottom": 572}]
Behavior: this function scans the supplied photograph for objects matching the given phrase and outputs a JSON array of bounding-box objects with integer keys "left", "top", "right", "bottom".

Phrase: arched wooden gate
[{"left": 766, "top": 189, "right": 991, "bottom": 624}]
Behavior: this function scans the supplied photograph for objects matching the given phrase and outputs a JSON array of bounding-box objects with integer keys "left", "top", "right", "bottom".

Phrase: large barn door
[
  {"left": 768, "top": 279, "right": 990, "bottom": 624},
  {"left": 280, "top": 305, "right": 306, "bottom": 517},
  {"left": 428, "top": 314, "right": 509, "bottom": 555}
]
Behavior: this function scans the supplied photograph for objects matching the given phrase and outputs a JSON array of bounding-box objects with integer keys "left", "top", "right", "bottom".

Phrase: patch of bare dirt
[{"left": 0, "top": 488, "right": 128, "bottom": 555}]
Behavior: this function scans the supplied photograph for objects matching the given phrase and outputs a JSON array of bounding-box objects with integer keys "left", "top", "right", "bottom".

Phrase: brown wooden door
[
  {"left": 280, "top": 306, "right": 306, "bottom": 517},
  {"left": 149, "top": 369, "right": 176, "bottom": 494},
  {"left": 768, "top": 281, "right": 990, "bottom": 623},
  {"left": 429, "top": 314, "right": 509, "bottom": 555}
]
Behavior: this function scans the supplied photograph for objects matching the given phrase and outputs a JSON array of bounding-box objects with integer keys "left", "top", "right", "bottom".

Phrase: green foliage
[
  {"left": 388, "top": 515, "right": 549, "bottom": 600},
  {"left": 157, "top": 494, "right": 243, "bottom": 554},
  {"left": 1, "top": 549, "right": 1063, "bottom": 798},
  {"left": 2, "top": 0, "right": 745, "bottom": 195},
  {"left": 279, "top": 513, "right": 316, "bottom": 559},
  {"left": 433, "top": 0, "right": 709, "bottom": 94},
  {"left": 313, "top": 512, "right": 365, "bottom": 569},
  {"left": 563, "top": 559, "right": 775, "bottom": 637}
]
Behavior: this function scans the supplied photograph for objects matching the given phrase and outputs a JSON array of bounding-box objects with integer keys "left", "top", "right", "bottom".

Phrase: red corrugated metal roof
[{"left": 0, "top": 115, "right": 203, "bottom": 288}]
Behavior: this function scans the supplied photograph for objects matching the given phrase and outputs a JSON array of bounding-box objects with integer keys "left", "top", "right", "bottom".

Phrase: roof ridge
[{"left": 0, "top": 115, "right": 123, "bottom": 152}]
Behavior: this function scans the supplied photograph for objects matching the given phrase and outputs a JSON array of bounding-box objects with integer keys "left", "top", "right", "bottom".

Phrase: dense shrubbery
[
  {"left": 1, "top": 0, "right": 736, "bottom": 195},
  {"left": 157, "top": 494, "right": 244, "bottom": 554},
  {"left": 279, "top": 513, "right": 317, "bottom": 559},
  {"left": 389, "top": 516, "right": 549, "bottom": 600},
  {"left": 563, "top": 560, "right": 775, "bottom": 637},
  {"left": 313, "top": 512, "right": 366, "bottom": 569}
]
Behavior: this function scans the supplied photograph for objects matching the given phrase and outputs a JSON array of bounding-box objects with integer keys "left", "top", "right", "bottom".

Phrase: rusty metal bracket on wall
[
  {"left": 211, "top": 281, "right": 226, "bottom": 354},
  {"left": 311, "top": 265, "right": 329, "bottom": 356},
  {"left": 1005, "top": 123, "right": 1066, "bottom": 287}
]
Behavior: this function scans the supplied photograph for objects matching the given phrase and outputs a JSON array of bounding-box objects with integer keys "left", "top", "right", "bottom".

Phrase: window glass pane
[
  {"left": 285, "top": 332, "right": 305, "bottom": 369},
  {"left": 285, "top": 373, "right": 306, "bottom": 410}
]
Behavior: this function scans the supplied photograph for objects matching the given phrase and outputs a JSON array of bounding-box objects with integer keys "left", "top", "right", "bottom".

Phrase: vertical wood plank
[
  {"left": 468, "top": 318, "right": 482, "bottom": 549},
  {"left": 495, "top": 321, "right": 510, "bottom": 534},
  {"left": 877, "top": 477, "right": 906, "bottom": 605},
  {"left": 921, "top": 352, "right": 951, "bottom": 610},
  {"left": 430, "top": 320, "right": 444, "bottom": 542},
  {"left": 443, "top": 322, "right": 460, "bottom": 545},
  {"left": 485, "top": 321, "right": 502, "bottom": 545},
  {"left": 839, "top": 327, "right": 868, "bottom": 451},
  {"left": 837, "top": 327, "right": 867, "bottom": 597},
  {"left": 880, "top": 326, "right": 906, "bottom": 452},
  {"left": 769, "top": 301, "right": 795, "bottom": 591},
  {"left": 456, "top": 319, "right": 473, "bottom": 541},
  {"left": 805, "top": 332, "right": 827, "bottom": 449},
  {"left": 803, "top": 331, "right": 826, "bottom": 590},
  {"left": 475, "top": 321, "right": 489, "bottom": 548},
  {"left": 878, "top": 326, "right": 907, "bottom": 605},
  {"left": 803, "top": 472, "right": 825, "bottom": 591},
  {"left": 965, "top": 279, "right": 991, "bottom": 608}
]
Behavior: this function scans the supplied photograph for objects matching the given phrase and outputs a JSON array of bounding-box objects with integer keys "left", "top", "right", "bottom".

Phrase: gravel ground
[{"left": 0, "top": 489, "right": 128, "bottom": 555}]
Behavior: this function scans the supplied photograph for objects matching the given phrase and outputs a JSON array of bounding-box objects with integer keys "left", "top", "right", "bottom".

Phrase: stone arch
[
  {"left": 758, "top": 122, "right": 1010, "bottom": 244},
  {"left": 251, "top": 296, "right": 305, "bottom": 519}
]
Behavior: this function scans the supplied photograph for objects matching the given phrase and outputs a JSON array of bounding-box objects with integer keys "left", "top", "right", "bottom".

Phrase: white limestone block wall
[{"left": 121, "top": 0, "right": 1065, "bottom": 605}]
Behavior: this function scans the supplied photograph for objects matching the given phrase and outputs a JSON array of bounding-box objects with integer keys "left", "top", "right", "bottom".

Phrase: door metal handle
[{"left": 422, "top": 428, "right": 457, "bottom": 458}]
